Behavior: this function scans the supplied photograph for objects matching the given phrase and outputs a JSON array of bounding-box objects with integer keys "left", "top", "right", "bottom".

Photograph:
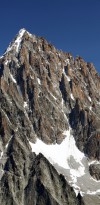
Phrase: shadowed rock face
[
  {"left": 0, "top": 135, "right": 84, "bottom": 205},
  {"left": 89, "top": 163, "right": 100, "bottom": 180},
  {"left": 0, "top": 29, "right": 100, "bottom": 204}
]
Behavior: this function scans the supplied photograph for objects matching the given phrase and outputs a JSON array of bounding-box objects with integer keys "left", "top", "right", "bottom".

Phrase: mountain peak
[
  {"left": 4, "top": 28, "right": 31, "bottom": 55},
  {"left": 18, "top": 28, "right": 27, "bottom": 33},
  {"left": 0, "top": 29, "right": 100, "bottom": 205}
]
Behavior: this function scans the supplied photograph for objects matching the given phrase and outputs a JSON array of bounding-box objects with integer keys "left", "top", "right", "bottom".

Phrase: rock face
[
  {"left": 0, "top": 28, "right": 100, "bottom": 204},
  {"left": 0, "top": 135, "right": 83, "bottom": 205},
  {"left": 89, "top": 164, "right": 100, "bottom": 180}
]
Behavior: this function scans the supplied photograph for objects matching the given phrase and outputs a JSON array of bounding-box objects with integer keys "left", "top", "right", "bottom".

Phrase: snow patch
[
  {"left": 10, "top": 73, "right": 17, "bottom": 84},
  {"left": 5, "top": 136, "right": 13, "bottom": 149},
  {"left": 5, "top": 28, "right": 26, "bottom": 54},
  {"left": 90, "top": 177, "right": 100, "bottom": 183},
  {"left": 48, "top": 91, "right": 57, "bottom": 101},
  {"left": 30, "top": 75, "right": 34, "bottom": 80},
  {"left": 14, "top": 29, "right": 26, "bottom": 52},
  {"left": 62, "top": 67, "right": 70, "bottom": 82},
  {"left": 88, "top": 96, "right": 92, "bottom": 102},
  {"left": 27, "top": 31, "right": 33, "bottom": 38},
  {"left": 70, "top": 166, "right": 85, "bottom": 183},
  {"left": 71, "top": 184, "right": 81, "bottom": 196},
  {"left": 87, "top": 189, "right": 100, "bottom": 195},
  {"left": 89, "top": 106, "right": 92, "bottom": 111},
  {"left": 3, "top": 92, "right": 12, "bottom": 105},
  {"left": 24, "top": 101, "right": 28, "bottom": 108},
  {"left": 70, "top": 93, "right": 75, "bottom": 101},
  {"left": 88, "top": 160, "right": 100, "bottom": 166},
  {"left": 38, "top": 46, "right": 41, "bottom": 52},
  {"left": 0, "top": 152, "right": 3, "bottom": 159},
  {"left": 66, "top": 75, "right": 71, "bottom": 82},
  {"left": 37, "top": 78, "right": 41, "bottom": 85},
  {"left": 28, "top": 126, "right": 100, "bottom": 196},
  {"left": 65, "top": 59, "right": 70, "bottom": 65},
  {"left": 29, "top": 128, "right": 85, "bottom": 174},
  {"left": 5, "top": 60, "right": 10, "bottom": 65}
]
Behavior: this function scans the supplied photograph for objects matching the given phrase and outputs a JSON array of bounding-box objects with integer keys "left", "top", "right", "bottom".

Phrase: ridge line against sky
[{"left": 0, "top": 0, "right": 100, "bottom": 72}]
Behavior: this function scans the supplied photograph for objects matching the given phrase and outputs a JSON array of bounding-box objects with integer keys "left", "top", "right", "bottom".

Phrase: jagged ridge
[{"left": 0, "top": 29, "right": 100, "bottom": 205}]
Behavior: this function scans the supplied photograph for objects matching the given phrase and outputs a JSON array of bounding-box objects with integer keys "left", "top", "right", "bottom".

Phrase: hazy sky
[{"left": 0, "top": 0, "right": 100, "bottom": 72}]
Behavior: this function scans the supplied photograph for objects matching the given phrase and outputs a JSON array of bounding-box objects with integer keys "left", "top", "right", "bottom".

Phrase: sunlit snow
[
  {"left": 10, "top": 73, "right": 17, "bottom": 84},
  {"left": 88, "top": 96, "right": 92, "bottom": 102},
  {"left": 87, "top": 189, "right": 100, "bottom": 195},
  {"left": 65, "top": 75, "right": 71, "bottom": 82},
  {"left": 24, "top": 101, "right": 28, "bottom": 108},
  {"left": 29, "top": 127, "right": 100, "bottom": 196},
  {"left": 37, "top": 78, "right": 41, "bottom": 85},
  {"left": 5, "top": 28, "right": 26, "bottom": 54},
  {"left": 29, "top": 128, "right": 85, "bottom": 177},
  {"left": 70, "top": 93, "right": 75, "bottom": 101}
]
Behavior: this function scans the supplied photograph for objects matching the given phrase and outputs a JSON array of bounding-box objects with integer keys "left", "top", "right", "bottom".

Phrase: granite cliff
[{"left": 0, "top": 29, "right": 100, "bottom": 205}]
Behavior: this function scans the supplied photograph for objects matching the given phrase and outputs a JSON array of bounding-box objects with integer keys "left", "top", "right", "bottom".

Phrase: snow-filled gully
[{"left": 29, "top": 127, "right": 100, "bottom": 196}]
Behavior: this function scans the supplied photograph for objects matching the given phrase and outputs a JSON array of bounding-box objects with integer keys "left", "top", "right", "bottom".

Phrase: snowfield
[{"left": 29, "top": 127, "right": 100, "bottom": 196}]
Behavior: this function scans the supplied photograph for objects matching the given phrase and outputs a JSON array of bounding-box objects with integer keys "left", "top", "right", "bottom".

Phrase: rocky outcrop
[
  {"left": 85, "top": 132, "right": 100, "bottom": 160},
  {"left": 89, "top": 164, "right": 100, "bottom": 180}
]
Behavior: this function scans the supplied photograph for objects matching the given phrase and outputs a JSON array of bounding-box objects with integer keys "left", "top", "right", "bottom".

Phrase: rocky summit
[{"left": 0, "top": 28, "right": 100, "bottom": 205}]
